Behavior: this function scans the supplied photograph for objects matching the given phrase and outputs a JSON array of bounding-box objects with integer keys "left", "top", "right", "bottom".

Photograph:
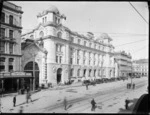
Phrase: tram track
[{"left": 41, "top": 79, "right": 147, "bottom": 113}]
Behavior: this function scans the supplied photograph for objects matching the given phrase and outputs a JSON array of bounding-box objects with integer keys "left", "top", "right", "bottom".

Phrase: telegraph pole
[{"left": 33, "top": 54, "right": 36, "bottom": 91}]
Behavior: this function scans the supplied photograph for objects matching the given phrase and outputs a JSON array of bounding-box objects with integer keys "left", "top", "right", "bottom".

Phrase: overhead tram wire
[
  {"left": 115, "top": 39, "right": 148, "bottom": 47},
  {"left": 129, "top": 2, "right": 148, "bottom": 24},
  {"left": 22, "top": 28, "right": 148, "bottom": 37},
  {"left": 132, "top": 46, "right": 147, "bottom": 54}
]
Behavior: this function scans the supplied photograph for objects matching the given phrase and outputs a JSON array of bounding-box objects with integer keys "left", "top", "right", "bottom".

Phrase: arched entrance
[
  {"left": 57, "top": 68, "right": 62, "bottom": 84},
  {"left": 24, "top": 61, "right": 39, "bottom": 90}
]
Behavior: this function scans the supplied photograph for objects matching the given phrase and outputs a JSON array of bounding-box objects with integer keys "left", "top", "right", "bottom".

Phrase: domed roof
[
  {"left": 100, "top": 33, "right": 112, "bottom": 41},
  {"left": 100, "top": 33, "right": 109, "bottom": 39},
  {"left": 47, "top": 5, "right": 59, "bottom": 14}
]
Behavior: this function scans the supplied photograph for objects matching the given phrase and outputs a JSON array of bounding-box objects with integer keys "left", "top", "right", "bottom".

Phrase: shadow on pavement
[
  {"left": 67, "top": 104, "right": 73, "bottom": 109},
  {"left": 118, "top": 98, "right": 139, "bottom": 114},
  {"left": 16, "top": 98, "right": 39, "bottom": 107}
]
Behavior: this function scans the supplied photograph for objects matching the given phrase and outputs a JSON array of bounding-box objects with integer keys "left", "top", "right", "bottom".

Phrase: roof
[{"left": 37, "top": 5, "right": 59, "bottom": 17}]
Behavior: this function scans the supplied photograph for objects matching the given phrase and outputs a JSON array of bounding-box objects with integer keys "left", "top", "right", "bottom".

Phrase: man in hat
[{"left": 91, "top": 98, "right": 96, "bottom": 111}]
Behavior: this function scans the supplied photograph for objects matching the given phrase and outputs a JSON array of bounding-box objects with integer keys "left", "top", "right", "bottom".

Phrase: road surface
[{"left": 1, "top": 77, "right": 148, "bottom": 113}]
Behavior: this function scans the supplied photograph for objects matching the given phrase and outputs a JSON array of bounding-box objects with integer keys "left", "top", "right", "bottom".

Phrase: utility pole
[{"left": 33, "top": 54, "right": 36, "bottom": 91}]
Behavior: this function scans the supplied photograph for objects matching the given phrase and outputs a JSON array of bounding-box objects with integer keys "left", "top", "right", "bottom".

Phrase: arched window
[
  {"left": 30, "top": 35, "right": 34, "bottom": 39},
  {"left": 57, "top": 32, "right": 62, "bottom": 38},
  {"left": 39, "top": 31, "right": 44, "bottom": 38},
  {"left": 70, "top": 69, "right": 74, "bottom": 77}
]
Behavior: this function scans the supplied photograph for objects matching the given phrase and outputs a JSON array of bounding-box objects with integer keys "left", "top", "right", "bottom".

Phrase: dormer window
[
  {"left": 30, "top": 35, "right": 34, "bottom": 39},
  {"left": 39, "top": 31, "right": 44, "bottom": 38},
  {"left": 78, "top": 39, "right": 81, "bottom": 44},
  {"left": 57, "top": 32, "right": 62, "bottom": 38}
]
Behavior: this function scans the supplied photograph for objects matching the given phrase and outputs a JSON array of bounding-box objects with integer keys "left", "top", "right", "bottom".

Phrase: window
[
  {"left": 77, "top": 59, "right": 79, "bottom": 64},
  {"left": 0, "top": 65, "right": 5, "bottom": 72},
  {"left": 56, "top": 56, "right": 58, "bottom": 63},
  {"left": 78, "top": 39, "right": 81, "bottom": 44},
  {"left": 84, "top": 41, "right": 86, "bottom": 46},
  {"left": 94, "top": 44, "right": 96, "bottom": 49},
  {"left": 1, "top": 12, "right": 5, "bottom": 23},
  {"left": 89, "top": 43, "right": 92, "bottom": 47},
  {"left": 77, "top": 50, "right": 80, "bottom": 56},
  {"left": 9, "top": 15, "right": 13, "bottom": 25},
  {"left": 30, "top": 35, "right": 34, "bottom": 39},
  {"left": 60, "top": 56, "right": 62, "bottom": 63},
  {"left": 77, "top": 69, "right": 80, "bottom": 76},
  {"left": 9, "top": 65, "right": 13, "bottom": 72},
  {"left": 43, "top": 18, "right": 44, "bottom": 23},
  {"left": 70, "top": 57, "right": 73, "bottom": 64},
  {"left": 0, "top": 28, "right": 5, "bottom": 38},
  {"left": 9, "top": 58, "right": 14, "bottom": 65},
  {"left": 9, "top": 30, "right": 13, "bottom": 38},
  {"left": 70, "top": 69, "right": 73, "bottom": 77},
  {"left": 0, "top": 42, "right": 5, "bottom": 53},
  {"left": 57, "top": 32, "right": 62, "bottom": 38},
  {"left": 70, "top": 48, "right": 73, "bottom": 56},
  {"left": 45, "top": 17, "right": 47, "bottom": 22},
  {"left": 70, "top": 37, "right": 74, "bottom": 42},
  {"left": 83, "top": 59, "right": 85, "bottom": 65},
  {"left": 0, "top": 57, "right": 5, "bottom": 62},
  {"left": 39, "top": 31, "right": 44, "bottom": 38},
  {"left": 9, "top": 43, "right": 13, "bottom": 54}
]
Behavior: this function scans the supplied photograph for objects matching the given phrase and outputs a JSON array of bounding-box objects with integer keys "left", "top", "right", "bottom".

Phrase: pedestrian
[
  {"left": 28, "top": 92, "right": 33, "bottom": 102},
  {"left": 91, "top": 98, "right": 96, "bottom": 111},
  {"left": 64, "top": 97, "right": 67, "bottom": 110},
  {"left": 26, "top": 93, "right": 29, "bottom": 103},
  {"left": 13, "top": 96, "right": 16, "bottom": 107},
  {"left": 125, "top": 98, "right": 130, "bottom": 110}
]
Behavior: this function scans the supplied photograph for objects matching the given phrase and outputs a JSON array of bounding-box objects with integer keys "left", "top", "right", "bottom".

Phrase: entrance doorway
[
  {"left": 24, "top": 61, "right": 39, "bottom": 90},
  {"left": 57, "top": 68, "right": 62, "bottom": 84}
]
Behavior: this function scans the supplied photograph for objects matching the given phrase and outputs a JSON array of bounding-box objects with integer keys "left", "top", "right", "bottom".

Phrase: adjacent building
[
  {"left": 132, "top": 59, "right": 148, "bottom": 76},
  {"left": 0, "top": 1, "right": 31, "bottom": 93},
  {"left": 21, "top": 5, "right": 116, "bottom": 88},
  {"left": 114, "top": 51, "right": 132, "bottom": 78}
]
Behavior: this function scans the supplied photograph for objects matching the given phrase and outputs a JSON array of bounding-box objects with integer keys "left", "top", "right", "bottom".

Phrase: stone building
[
  {"left": 21, "top": 5, "right": 115, "bottom": 87},
  {"left": 0, "top": 1, "right": 32, "bottom": 93},
  {"left": 132, "top": 59, "right": 148, "bottom": 77},
  {"left": 114, "top": 51, "right": 132, "bottom": 78}
]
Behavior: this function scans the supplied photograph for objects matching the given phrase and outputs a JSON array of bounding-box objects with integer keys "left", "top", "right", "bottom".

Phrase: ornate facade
[
  {"left": 0, "top": 1, "right": 32, "bottom": 93},
  {"left": 132, "top": 59, "right": 148, "bottom": 76},
  {"left": 114, "top": 51, "right": 132, "bottom": 78},
  {"left": 21, "top": 5, "right": 115, "bottom": 87}
]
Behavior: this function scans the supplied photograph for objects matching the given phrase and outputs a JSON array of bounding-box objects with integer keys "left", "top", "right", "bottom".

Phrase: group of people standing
[{"left": 127, "top": 83, "right": 135, "bottom": 89}]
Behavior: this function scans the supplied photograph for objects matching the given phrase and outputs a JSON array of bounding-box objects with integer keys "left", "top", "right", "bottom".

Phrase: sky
[{"left": 10, "top": 1, "right": 149, "bottom": 60}]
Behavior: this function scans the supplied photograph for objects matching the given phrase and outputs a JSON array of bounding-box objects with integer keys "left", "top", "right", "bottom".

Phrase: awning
[{"left": 0, "top": 72, "right": 32, "bottom": 79}]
